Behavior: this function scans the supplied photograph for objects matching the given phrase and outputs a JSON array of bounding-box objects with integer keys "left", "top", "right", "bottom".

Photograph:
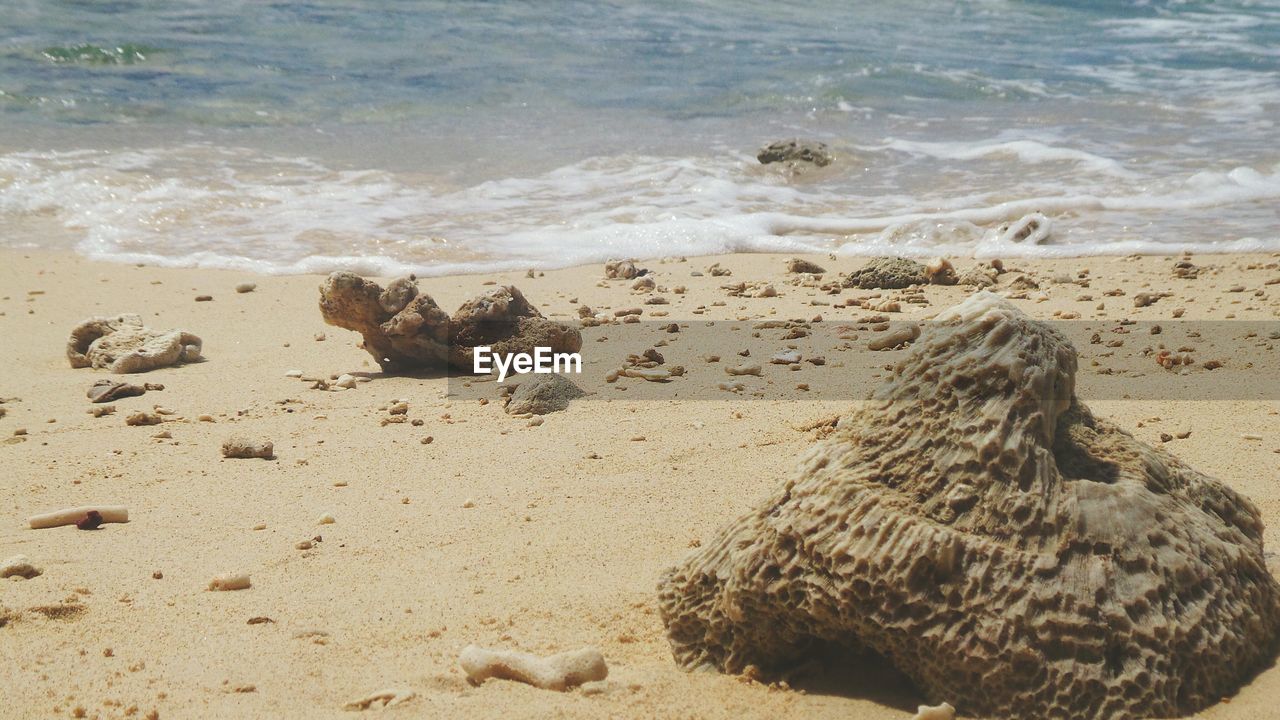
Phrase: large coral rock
[
  {"left": 657, "top": 292, "right": 1280, "bottom": 719},
  {"left": 319, "top": 273, "right": 581, "bottom": 372},
  {"left": 67, "top": 314, "right": 203, "bottom": 373},
  {"left": 842, "top": 256, "right": 927, "bottom": 289}
]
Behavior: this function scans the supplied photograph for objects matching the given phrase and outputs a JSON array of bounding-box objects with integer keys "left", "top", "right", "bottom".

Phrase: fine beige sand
[{"left": 2, "top": 249, "right": 1278, "bottom": 719}]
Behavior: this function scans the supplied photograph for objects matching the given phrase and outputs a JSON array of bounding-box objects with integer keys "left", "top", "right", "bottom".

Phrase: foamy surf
[{"left": 2, "top": 142, "right": 1279, "bottom": 276}]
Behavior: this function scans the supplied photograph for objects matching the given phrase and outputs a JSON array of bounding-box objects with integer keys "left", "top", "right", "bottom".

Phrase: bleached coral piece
[
  {"left": 657, "top": 291, "right": 1280, "bottom": 720},
  {"left": 67, "top": 314, "right": 202, "bottom": 373},
  {"left": 459, "top": 645, "right": 607, "bottom": 691}
]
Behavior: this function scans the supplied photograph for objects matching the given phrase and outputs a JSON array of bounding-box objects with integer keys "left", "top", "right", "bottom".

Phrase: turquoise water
[{"left": 2, "top": 1, "right": 1279, "bottom": 273}]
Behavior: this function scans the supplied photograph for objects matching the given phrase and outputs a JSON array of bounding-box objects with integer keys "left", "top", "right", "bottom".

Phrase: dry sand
[{"left": 1, "top": 249, "right": 1278, "bottom": 719}]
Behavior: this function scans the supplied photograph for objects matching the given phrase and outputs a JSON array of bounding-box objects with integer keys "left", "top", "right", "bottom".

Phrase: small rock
[
  {"left": 913, "top": 702, "right": 956, "bottom": 720},
  {"left": 335, "top": 374, "right": 357, "bottom": 389},
  {"left": 757, "top": 138, "right": 833, "bottom": 167},
  {"left": 195, "top": 295, "right": 213, "bottom": 302},
  {"left": 460, "top": 645, "right": 608, "bottom": 691},
  {"left": 868, "top": 325, "right": 921, "bottom": 351},
  {"left": 505, "top": 374, "right": 587, "bottom": 415},
  {"left": 87, "top": 379, "right": 146, "bottom": 403},
  {"left": 221, "top": 436, "right": 274, "bottom": 459},
  {"left": 604, "top": 259, "right": 645, "bottom": 280},
  {"left": 785, "top": 258, "right": 826, "bottom": 274},
  {"left": 843, "top": 257, "right": 926, "bottom": 289},
  {"left": 317, "top": 513, "right": 336, "bottom": 525},
  {"left": 125, "top": 411, "right": 162, "bottom": 426},
  {"left": 235, "top": 283, "right": 257, "bottom": 294},
  {"left": 208, "top": 573, "right": 251, "bottom": 591},
  {"left": 725, "top": 364, "right": 763, "bottom": 377}
]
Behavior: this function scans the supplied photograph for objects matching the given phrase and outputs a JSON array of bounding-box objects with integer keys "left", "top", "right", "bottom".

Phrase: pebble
[
  {"left": 235, "top": 282, "right": 257, "bottom": 293},
  {"left": 770, "top": 351, "right": 801, "bottom": 365},
  {"left": 195, "top": 295, "right": 213, "bottom": 302},
  {"left": 725, "top": 364, "right": 763, "bottom": 377},
  {"left": 335, "top": 374, "right": 357, "bottom": 389},
  {"left": 284, "top": 370, "right": 303, "bottom": 378},
  {"left": 316, "top": 513, "right": 336, "bottom": 525}
]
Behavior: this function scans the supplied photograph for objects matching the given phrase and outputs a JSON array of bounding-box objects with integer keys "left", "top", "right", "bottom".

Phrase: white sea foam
[{"left": 2, "top": 143, "right": 1279, "bottom": 275}]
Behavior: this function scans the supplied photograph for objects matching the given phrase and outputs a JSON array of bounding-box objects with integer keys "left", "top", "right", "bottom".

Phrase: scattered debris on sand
[
  {"left": 459, "top": 645, "right": 608, "bottom": 691},
  {"left": 221, "top": 436, "right": 274, "bottom": 459},
  {"left": 67, "top": 313, "right": 202, "bottom": 373},
  {"left": 29, "top": 505, "right": 129, "bottom": 529},
  {"left": 657, "top": 291, "right": 1280, "bottom": 720},
  {"left": 319, "top": 274, "right": 581, "bottom": 372},
  {"left": 503, "top": 373, "right": 586, "bottom": 415}
]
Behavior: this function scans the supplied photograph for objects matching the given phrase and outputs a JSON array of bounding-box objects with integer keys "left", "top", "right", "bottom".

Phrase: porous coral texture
[
  {"left": 319, "top": 273, "right": 581, "bottom": 372},
  {"left": 67, "top": 314, "right": 202, "bottom": 373},
  {"left": 657, "top": 291, "right": 1280, "bottom": 720}
]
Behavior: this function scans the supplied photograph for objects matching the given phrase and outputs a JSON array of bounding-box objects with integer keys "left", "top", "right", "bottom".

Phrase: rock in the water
[
  {"left": 87, "top": 379, "right": 146, "bottom": 403},
  {"left": 842, "top": 257, "right": 926, "bottom": 289},
  {"left": 221, "top": 436, "right": 274, "bottom": 459},
  {"left": 757, "top": 138, "right": 833, "bottom": 167},
  {"left": 504, "top": 373, "right": 586, "bottom": 415},
  {"left": 318, "top": 273, "right": 581, "bottom": 372},
  {"left": 785, "top": 258, "right": 826, "bottom": 274},
  {"left": 67, "top": 314, "right": 202, "bottom": 373},
  {"left": 657, "top": 291, "right": 1280, "bottom": 720},
  {"left": 459, "top": 645, "right": 608, "bottom": 691}
]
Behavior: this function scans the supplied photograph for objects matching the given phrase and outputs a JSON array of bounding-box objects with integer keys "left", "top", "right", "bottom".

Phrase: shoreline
[{"left": 2, "top": 248, "right": 1279, "bottom": 719}]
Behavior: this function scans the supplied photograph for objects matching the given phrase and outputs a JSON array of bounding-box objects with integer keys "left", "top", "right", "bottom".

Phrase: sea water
[{"left": 1, "top": 0, "right": 1278, "bottom": 275}]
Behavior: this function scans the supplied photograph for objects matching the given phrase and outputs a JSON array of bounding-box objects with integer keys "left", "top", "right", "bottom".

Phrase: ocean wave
[{"left": 2, "top": 144, "right": 1278, "bottom": 276}]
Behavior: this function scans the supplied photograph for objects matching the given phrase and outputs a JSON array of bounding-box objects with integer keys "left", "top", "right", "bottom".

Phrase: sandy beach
[{"left": 1, "top": 249, "right": 1277, "bottom": 719}]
